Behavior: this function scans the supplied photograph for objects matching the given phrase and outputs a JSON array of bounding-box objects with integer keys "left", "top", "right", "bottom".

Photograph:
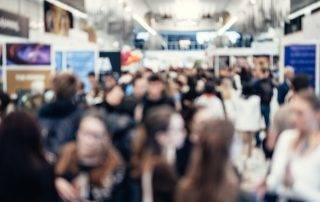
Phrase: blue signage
[
  {"left": 284, "top": 44, "right": 316, "bottom": 87},
  {"left": 66, "top": 51, "right": 95, "bottom": 92}
]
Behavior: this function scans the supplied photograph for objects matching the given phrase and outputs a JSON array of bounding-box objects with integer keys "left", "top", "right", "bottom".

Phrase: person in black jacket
[
  {"left": 38, "top": 73, "right": 82, "bottom": 160},
  {"left": 0, "top": 111, "right": 60, "bottom": 202},
  {"left": 138, "top": 74, "right": 175, "bottom": 121}
]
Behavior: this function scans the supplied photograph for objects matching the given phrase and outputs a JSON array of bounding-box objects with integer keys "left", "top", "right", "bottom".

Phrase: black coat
[{"left": 38, "top": 100, "right": 82, "bottom": 156}]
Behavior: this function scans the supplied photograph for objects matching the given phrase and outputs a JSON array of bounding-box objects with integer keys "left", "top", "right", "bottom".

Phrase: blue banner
[{"left": 284, "top": 44, "right": 316, "bottom": 87}]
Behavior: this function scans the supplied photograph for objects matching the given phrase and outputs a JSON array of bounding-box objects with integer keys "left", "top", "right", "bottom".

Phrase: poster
[
  {"left": 6, "top": 69, "right": 52, "bottom": 95},
  {"left": 6, "top": 43, "right": 51, "bottom": 66},
  {"left": 0, "top": 9, "right": 29, "bottom": 38},
  {"left": 99, "top": 52, "right": 121, "bottom": 75},
  {"left": 66, "top": 51, "right": 95, "bottom": 92},
  {"left": 285, "top": 44, "right": 316, "bottom": 87},
  {"left": 44, "top": 1, "right": 73, "bottom": 36}
]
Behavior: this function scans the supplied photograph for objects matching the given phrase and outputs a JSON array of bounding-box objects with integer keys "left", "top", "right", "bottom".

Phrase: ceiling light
[
  {"left": 132, "top": 14, "right": 157, "bottom": 36},
  {"left": 217, "top": 16, "right": 238, "bottom": 36}
]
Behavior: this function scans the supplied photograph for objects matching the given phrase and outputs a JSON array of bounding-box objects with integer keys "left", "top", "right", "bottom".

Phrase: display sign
[
  {"left": 284, "top": 44, "right": 316, "bottom": 87},
  {"left": 291, "top": 0, "right": 319, "bottom": 13},
  {"left": 6, "top": 69, "right": 52, "bottom": 95},
  {"left": 66, "top": 51, "right": 95, "bottom": 92},
  {"left": 44, "top": 1, "right": 74, "bottom": 36},
  {"left": 99, "top": 52, "right": 121, "bottom": 75},
  {"left": 6, "top": 43, "right": 51, "bottom": 66},
  {"left": 0, "top": 9, "right": 29, "bottom": 38}
]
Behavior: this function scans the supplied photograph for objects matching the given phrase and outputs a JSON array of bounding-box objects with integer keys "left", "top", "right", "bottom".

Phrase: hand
[
  {"left": 255, "top": 179, "right": 267, "bottom": 200},
  {"left": 55, "top": 178, "right": 80, "bottom": 202}
]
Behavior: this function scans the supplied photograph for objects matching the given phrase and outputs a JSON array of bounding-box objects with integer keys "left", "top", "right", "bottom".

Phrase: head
[
  {"left": 284, "top": 67, "right": 295, "bottom": 80},
  {"left": 289, "top": 91, "right": 320, "bottom": 136},
  {"left": 191, "top": 107, "right": 216, "bottom": 143},
  {"left": 291, "top": 74, "right": 310, "bottom": 93},
  {"left": 147, "top": 74, "right": 165, "bottom": 101},
  {"left": 77, "top": 109, "right": 111, "bottom": 166},
  {"left": 143, "top": 106, "right": 186, "bottom": 152},
  {"left": 87, "top": 71, "right": 96, "bottom": 87},
  {"left": 104, "top": 73, "right": 117, "bottom": 89},
  {"left": 0, "top": 91, "right": 10, "bottom": 117},
  {"left": 242, "top": 83, "right": 254, "bottom": 98},
  {"left": 53, "top": 73, "right": 77, "bottom": 101},
  {"left": 179, "top": 119, "right": 237, "bottom": 202},
  {"left": 203, "top": 81, "right": 216, "bottom": 95},
  {"left": 132, "top": 106, "right": 186, "bottom": 174},
  {"left": 105, "top": 85, "right": 124, "bottom": 106},
  {"left": 132, "top": 75, "right": 147, "bottom": 99},
  {"left": 0, "top": 111, "right": 45, "bottom": 164}
]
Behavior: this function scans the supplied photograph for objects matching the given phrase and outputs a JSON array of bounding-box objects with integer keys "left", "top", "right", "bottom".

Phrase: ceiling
[{"left": 142, "top": 0, "right": 236, "bottom": 19}]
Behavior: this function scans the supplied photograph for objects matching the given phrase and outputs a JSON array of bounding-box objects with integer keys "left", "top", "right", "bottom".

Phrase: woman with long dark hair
[
  {"left": 176, "top": 119, "right": 240, "bottom": 202},
  {"left": 0, "top": 111, "right": 59, "bottom": 202},
  {"left": 130, "top": 106, "right": 186, "bottom": 202},
  {"left": 55, "top": 109, "right": 125, "bottom": 202}
]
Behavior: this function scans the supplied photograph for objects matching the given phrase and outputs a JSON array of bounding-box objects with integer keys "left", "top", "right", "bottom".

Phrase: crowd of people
[{"left": 0, "top": 64, "right": 319, "bottom": 202}]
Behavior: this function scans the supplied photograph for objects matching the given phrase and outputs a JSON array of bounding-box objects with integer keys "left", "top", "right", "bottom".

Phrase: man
[
  {"left": 38, "top": 73, "right": 82, "bottom": 159},
  {"left": 136, "top": 74, "right": 175, "bottom": 121}
]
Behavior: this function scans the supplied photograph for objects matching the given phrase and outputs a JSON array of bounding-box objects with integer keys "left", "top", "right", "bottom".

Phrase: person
[
  {"left": 38, "top": 73, "right": 82, "bottom": 159},
  {"left": 267, "top": 91, "right": 320, "bottom": 201},
  {"left": 253, "top": 68, "right": 274, "bottom": 129},
  {"left": 277, "top": 67, "right": 294, "bottom": 105},
  {"left": 86, "top": 72, "right": 103, "bottom": 106},
  {"left": 194, "top": 81, "right": 225, "bottom": 119},
  {"left": 285, "top": 74, "right": 311, "bottom": 103},
  {"left": 0, "top": 111, "right": 59, "bottom": 202},
  {"left": 0, "top": 90, "right": 11, "bottom": 120},
  {"left": 55, "top": 109, "right": 125, "bottom": 202},
  {"left": 130, "top": 106, "right": 186, "bottom": 202},
  {"left": 234, "top": 84, "right": 262, "bottom": 157},
  {"left": 123, "top": 75, "right": 148, "bottom": 117},
  {"left": 137, "top": 74, "right": 175, "bottom": 121},
  {"left": 262, "top": 104, "right": 294, "bottom": 159},
  {"left": 104, "top": 72, "right": 118, "bottom": 90},
  {"left": 97, "top": 85, "right": 136, "bottom": 162},
  {"left": 75, "top": 81, "right": 87, "bottom": 108},
  {"left": 176, "top": 119, "right": 254, "bottom": 202}
]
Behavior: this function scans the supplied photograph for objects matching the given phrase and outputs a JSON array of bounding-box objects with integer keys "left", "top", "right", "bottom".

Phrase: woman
[
  {"left": 194, "top": 81, "right": 225, "bottom": 119},
  {"left": 55, "top": 109, "right": 125, "bottom": 202},
  {"left": 267, "top": 91, "right": 320, "bottom": 201},
  {"left": 0, "top": 111, "right": 59, "bottom": 202},
  {"left": 130, "top": 106, "right": 186, "bottom": 202},
  {"left": 176, "top": 119, "right": 241, "bottom": 202},
  {"left": 233, "top": 84, "right": 262, "bottom": 157}
]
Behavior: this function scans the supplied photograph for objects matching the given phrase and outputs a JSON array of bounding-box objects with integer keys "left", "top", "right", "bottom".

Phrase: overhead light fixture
[
  {"left": 132, "top": 14, "right": 157, "bottom": 36},
  {"left": 45, "top": 0, "right": 88, "bottom": 19},
  {"left": 288, "top": 1, "right": 320, "bottom": 20},
  {"left": 217, "top": 16, "right": 238, "bottom": 36}
]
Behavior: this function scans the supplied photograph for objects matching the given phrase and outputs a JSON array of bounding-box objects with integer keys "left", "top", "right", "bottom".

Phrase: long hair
[
  {"left": 176, "top": 119, "right": 238, "bottom": 202},
  {"left": 55, "top": 109, "right": 122, "bottom": 187},
  {"left": 0, "top": 111, "right": 46, "bottom": 168},
  {"left": 131, "top": 106, "right": 173, "bottom": 178},
  {"left": 0, "top": 111, "right": 49, "bottom": 201}
]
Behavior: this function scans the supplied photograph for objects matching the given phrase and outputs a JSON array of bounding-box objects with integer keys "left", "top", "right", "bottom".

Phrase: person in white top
[
  {"left": 233, "top": 84, "right": 262, "bottom": 157},
  {"left": 195, "top": 81, "right": 225, "bottom": 119},
  {"left": 267, "top": 91, "right": 320, "bottom": 201}
]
